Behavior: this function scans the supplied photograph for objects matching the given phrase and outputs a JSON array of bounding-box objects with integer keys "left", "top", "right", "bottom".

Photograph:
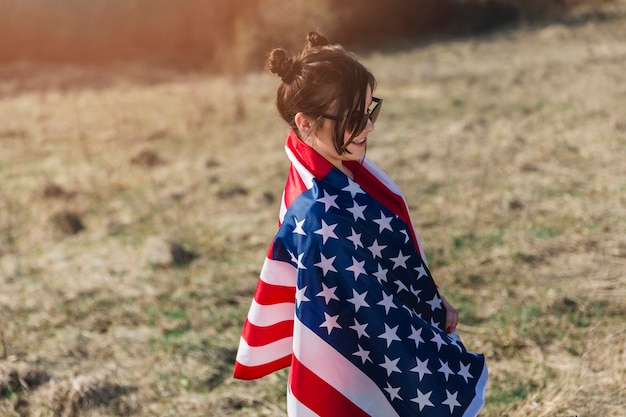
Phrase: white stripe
[
  {"left": 361, "top": 157, "right": 403, "bottom": 196},
  {"left": 287, "top": 386, "right": 319, "bottom": 417},
  {"left": 293, "top": 316, "right": 401, "bottom": 417},
  {"left": 247, "top": 299, "right": 295, "bottom": 327},
  {"left": 279, "top": 190, "right": 288, "bottom": 224},
  {"left": 235, "top": 336, "right": 293, "bottom": 367},
  {"left": 260, "top": 257, "right": 297, "bottom": 288},
  {"left": 285, "top": 145, "right": 315, "bottom": 189},
  {"left": 462, "top": 361, "right": 488, "bottom": 417}
]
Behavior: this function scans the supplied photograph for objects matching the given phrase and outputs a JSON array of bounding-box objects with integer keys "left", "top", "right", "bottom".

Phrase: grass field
[{"left": 1, "top": 3, "right": 625, "bottom": 416}]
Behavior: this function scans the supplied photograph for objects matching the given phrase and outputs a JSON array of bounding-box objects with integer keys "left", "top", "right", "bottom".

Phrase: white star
[
  {"left": 289, "top": 251, "right": 306, "bottom": 269},
  {"left": 347, "top": 289, "right": 369, "bottom": 312},
  {"left": 314, "top": 220, "right": 338, "bottom": 244},
  {"left": 293, "top": 217, "right": 306, "bottom": 235},
  {"left": 342, "top": 180, "right": 364, "bottom": 198},
  {"left": 295, "top": 285, "right": 309, "bottom": 308},
  {"left": 400, "top": 229, "right": 410, "bottom": 243},
  {"left": 410, "top": 285, "right": 422, "bottom": 299},
  {"left": 346, "top": 257, "right": 367, "bottom": 280},
  {"left": 353, "top": 345, "right": 371, "bottom": 364},
  {"left": 378, "top": 324, "right": 401, "bottom": 347},
  {"left": 316, "top": 283, "right": 339, "bottom": 304},
  {"left": 438, "top": 359, "right": 455, "bottom": 381},
  {"left": 411, "top": 358, "right": 432, "bottom": 381},
  {"left": 379, "top": 355, "right": 401, "bottom": 376},
  {"left": 319, "top": 312, "right": 341, "bottom": 334},
  {"left": 346, "top": 228, "right": 363, "bottom": 249},
  {"left": 316, "top": 190, "right": 339, "bottom": 212},
  {"left": 408, "top": 325, "right": 425, "bottom": 348},
  {"left": 394, "top": 279, "right": 409, "bottom": 293},
  {"left": 349, "top": 318, "right": 369, "bottom": 339},
  {"left": 411, "top": 389, "right": 434, "bottom": 411},
  {"left": 458, "top": 362, "right": 474, "bottom": 383},
  {"left": 383, "top": 382, "right": 401, "bottom": 402},
  {"left": 414, "top": 264, "right": 427, "bottom": 279},
  {"left": 372, "top": 264, "right": 388, "bottom": 284},
  {"left": 314, "top": 253, "right": 337, "bottom": 276},
  {"left": 442, "top": 390, "right": 462, "bottom": 413},
  {"left": 431, "top": 332, "right": 448, "bottom": 351},
  {"left": 426, "top": 294, "right": 442, "bottom": 311},
  {"left": 367, "top": 239, "right": 387, "bottom": 259},
  {"left": 390, "top": 249, "right": 411, "bottom": 269},
  {"left": 373, "top": 211, "right": 394, "bottom": 233},
  {"left": 377, "top": 292, "right": 397, "bottom": 314},
  {"left": 347, "top": 201, "right": 367, "bottom": 222}
]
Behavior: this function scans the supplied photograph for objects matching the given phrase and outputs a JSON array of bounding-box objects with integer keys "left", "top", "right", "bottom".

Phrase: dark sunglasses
[{"left": 317, "top": 97, "right": 383, "bottom": 135}]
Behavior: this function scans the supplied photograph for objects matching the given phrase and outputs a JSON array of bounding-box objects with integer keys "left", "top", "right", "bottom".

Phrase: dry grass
[{"left": 1, "top": 2, "right": 626, "bottom": 416}]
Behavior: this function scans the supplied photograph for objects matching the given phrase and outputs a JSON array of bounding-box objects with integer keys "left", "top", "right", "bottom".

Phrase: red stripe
[
  {"left": 284, "top": 164, "right": 309, "bottom": 208},
  {"left": 233, "top": 355, "right": 292, "bottom": 380},
  {"left": 348, "top": 161, "right": 421, "bottom": 256},
  {"left": 348, "top": 161, "right": 407, "bottom": 224},
  {"left": 240, "top": 318, "right": 294, "bottom": 347},
  {"left": 254, "top": 280, "right": 296, "bottom": 305},
  {"left": 266, "top": 242, "right": 275, "bottom": 260},
  {"left": 290, "top": 357, "right": 372, "bottom": 417},
  {"left": 287, "top": 131, "right": 334, "bottom": 180}
]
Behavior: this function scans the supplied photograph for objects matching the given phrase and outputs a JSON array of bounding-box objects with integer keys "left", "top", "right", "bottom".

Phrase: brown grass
[{"left": 1, "top": 1, "right": 626, "bottom": 416}]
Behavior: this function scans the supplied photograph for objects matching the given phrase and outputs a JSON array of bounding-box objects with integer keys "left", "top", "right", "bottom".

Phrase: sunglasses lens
[
  {"left": 348, "top": 98, "right": 382, "bottom": 135},
  {"left": 347, "top": 114, "right": 364, "bottom": 134},
  {"left": 370, "top": 101, "right": 381, "bottom": 123}
]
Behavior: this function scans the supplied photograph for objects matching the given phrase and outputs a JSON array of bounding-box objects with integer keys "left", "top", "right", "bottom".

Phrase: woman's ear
[{"left": 294, "top": 112, "right": 312, "bottom": 137}]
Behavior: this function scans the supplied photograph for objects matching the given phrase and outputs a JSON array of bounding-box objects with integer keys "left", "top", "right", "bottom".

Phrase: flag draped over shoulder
[{"left": 234, "top": 131, "right": 488, "bottom": 416}]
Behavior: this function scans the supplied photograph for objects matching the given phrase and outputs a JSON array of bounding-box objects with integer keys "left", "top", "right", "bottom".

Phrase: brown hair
[{"left": 266, "top": 32, "right": 376, "bottom": 155}]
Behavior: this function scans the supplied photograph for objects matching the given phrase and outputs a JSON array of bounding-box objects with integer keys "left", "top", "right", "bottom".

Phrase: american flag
[{"left": 234, "top": 131, "right": 488, "bottom": 416}]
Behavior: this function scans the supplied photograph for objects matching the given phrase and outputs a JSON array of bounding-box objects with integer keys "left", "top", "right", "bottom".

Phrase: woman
[{"left": 234, "top": 32, "right": 487, "bottom": 417}]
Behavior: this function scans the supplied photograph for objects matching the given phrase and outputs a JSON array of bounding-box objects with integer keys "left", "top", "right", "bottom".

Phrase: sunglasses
[{"left": 317, "top": 97, "right": 383, "bottom": 135}]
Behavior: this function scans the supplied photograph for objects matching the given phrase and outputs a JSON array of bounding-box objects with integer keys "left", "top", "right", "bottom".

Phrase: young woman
[{"left": 234, "top": 32, "right": 487, "bottom": 417}]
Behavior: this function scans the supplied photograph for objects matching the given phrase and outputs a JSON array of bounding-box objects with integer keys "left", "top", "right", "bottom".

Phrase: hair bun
[
  {"left": 266, "top": 48, "right": 301, "bottom": 83},
  {"left": 306, "top": 32, "right": 330, "bottom": 48}
]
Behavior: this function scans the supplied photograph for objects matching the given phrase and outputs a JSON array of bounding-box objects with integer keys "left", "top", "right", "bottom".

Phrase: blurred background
[{"left": 0, "top": 0, "right": 609, "bottom": 71}]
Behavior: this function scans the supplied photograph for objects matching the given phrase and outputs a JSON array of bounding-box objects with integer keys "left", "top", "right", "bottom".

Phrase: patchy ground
[{"left": 1, "top": 2, "right": 625, "bottom": 416}]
